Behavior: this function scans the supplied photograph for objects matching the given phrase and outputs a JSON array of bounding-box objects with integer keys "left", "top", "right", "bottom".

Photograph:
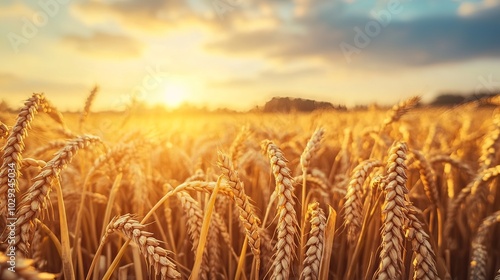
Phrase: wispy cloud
[
  {"left": 71, "top": 0, "right": 212, "bottom": 32},
  {"left": 61, "top": 31, "right": 144, "bottom": 58},
  {"left": 209, "top": 67, "right": 325, "bottom": 87}
]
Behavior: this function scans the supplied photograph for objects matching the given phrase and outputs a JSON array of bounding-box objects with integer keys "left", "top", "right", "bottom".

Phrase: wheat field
[{"left": 0, "top": 93, "right": 499, "bottom": 280}]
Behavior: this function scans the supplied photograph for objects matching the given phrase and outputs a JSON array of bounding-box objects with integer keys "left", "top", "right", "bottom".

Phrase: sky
[{"left": 0, "top": 0, "right": 499, "bottom": 111}]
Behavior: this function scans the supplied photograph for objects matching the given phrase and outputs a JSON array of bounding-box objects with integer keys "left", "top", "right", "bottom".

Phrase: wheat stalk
[
  {"left": 334, "top": 128, "right": 353, "bottom": 176},
  {"left": 185, "top": 169, "right": 206, "bottom": 183},
  {"left": 212, "top": 211, "right": 239, "bottom": 260},
  {"left": 376, "top": 142, "right": 409, "bottom": 280},
  {"left": 293, "top": 174, "right": 332, "bottom": 196},
  {"left": 262, "top": 140, "right": 298, "bottom": 280},
  {"left": 207, "top": 221, "right": 221, "bottom": 280}
]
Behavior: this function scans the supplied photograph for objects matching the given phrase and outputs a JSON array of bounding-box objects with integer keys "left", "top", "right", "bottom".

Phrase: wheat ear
[
  {"left": 478, "top": 114, "right": 500, "bottom": 172},
  {"left": 299, "top": 128, "right": 325, "bottom": 270},
  {"left": 21, "top": 158, "right": 47, "bottom": 169},
  {"left": 444, "top": 165, "right": 500, "bottom": 242},
  {"left": 468, "top": 115, "right": 500, "bottom": 226},
  {"left": 229, "top": 125, "right": 250, "bottom": 170},
  {"left": 376, "top": 142, "right": 409, "bottom": 280},
  {"left": 105, "top": 214, "right": 181, "bottom": 279},
  {"left": 0, "top": 93, "right": 46, "bottom": 216},
  {"left": 469, "top": 210, "right": 500, "bottom": 280},
  {"left": 429, "top": 154, "right": 475, "bottom": 178},
  {"left": 300, "top": 202, "right": 326, "bottom": 280},
  {"left": 405, "top": 203, "right": 440, "bottom": 280},
  {"left": 42, "top": 98, "right": 66, "bottom": 129},
  {"left": 343, "top": 159, "right": 383, "bottom": 243},
  {"left": 411, "top": 149, "right": 439, "bottom": 206},
  {"left": 175, "top": 191, "right": 209, "bottom": 279},
  {"left": 31, "top": 140, "right": 67, "bottom": 158},
  {"left": 0, "top": 122, "right": 8, "bottom": 139},
  {"left": 218, "top": 152, "right": 262, "bottom": 273},
  {"left": 300, "top": 128, "right": 325, "bottom": 173},
  {"left": 261, "top": 140, "right": 298, "bottom": 280},
  {"left": 15, "top": 135, "right": 102, "bottom": 255},
  {"left": 382, "top": 96, "right": 421, "bottom": 129},
  {"left": 494, "top": 268, "right": 500, "bottom": 280},
  {"left": 79, "top": 85, "right": 98, "bottom": 130}
]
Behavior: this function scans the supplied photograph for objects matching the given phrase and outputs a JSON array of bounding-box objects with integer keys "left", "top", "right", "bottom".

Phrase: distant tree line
[
  {"left": 262, "top": 97, "right": 347, "bottom": 113},
  {"left": 430, "top": 92, "right": 500, "bottom": 106},
  {"left": 1, "top": 92, "right": 499, "bottom": 114}
]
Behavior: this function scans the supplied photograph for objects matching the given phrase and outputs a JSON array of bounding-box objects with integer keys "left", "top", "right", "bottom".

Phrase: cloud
[
  {"left": 0, "top": 72, "right": 19, "bottom": 85},
  {"left": 362, "top": 7, "right": 500, "bottom": 65},
  {"left": 0, "top": 2, "right": 34, "bottom": 18},
  {"left": 71, "top": 0, "right": 212, "bottom": 32},
  {"left": 61, "top": 31, "right": 144, "bottom": 58},
  {"left": 205, "top": 2, "right": 500, "bottom": 67},
  {"left": 458, "top": 0, "right": 500, "bottom": 17},
  {"left": 208, "top": 67, "right": 325, "bottom": 87},
  {"left": 0, "top": 76, "right": 91, "bottom": 110}
]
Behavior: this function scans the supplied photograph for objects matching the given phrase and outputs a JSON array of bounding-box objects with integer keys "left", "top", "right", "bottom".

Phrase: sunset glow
[
  {"left": 1, "top": 1, "right": 499, "bottom": 279},
  {"left": 161, "top": 81, "right": 190, "bottom": 108},
  {"left": 0, "top": 0, "right": 498, "bottom": 110}
]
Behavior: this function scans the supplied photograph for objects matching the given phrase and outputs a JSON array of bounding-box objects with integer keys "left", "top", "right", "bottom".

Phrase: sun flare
[{"left": 162, "top": 81, "right": 190, "bottom": 108}]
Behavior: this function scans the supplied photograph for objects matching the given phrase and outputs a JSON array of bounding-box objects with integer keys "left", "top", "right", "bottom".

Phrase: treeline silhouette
[
  {"left": 261, "top": 97, "right": 347, "bottom": 113},
  {"left": 429, "top": 92, "right": 499, "bottom": 106},
  {"left": 261, "top": 93, "right": 500, "bottom": 112},
  {"left": 0, "top": 92, "right": 499, "bottom": 115}
]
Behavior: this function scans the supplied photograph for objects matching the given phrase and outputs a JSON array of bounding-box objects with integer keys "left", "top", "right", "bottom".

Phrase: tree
[{"left": 430, "top": 94, "right": 465, "bottom": 106}]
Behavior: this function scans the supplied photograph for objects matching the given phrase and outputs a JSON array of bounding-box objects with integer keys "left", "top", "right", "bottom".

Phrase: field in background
[{"left": 0, "top": 94, "right": 499, "bottom": 280}]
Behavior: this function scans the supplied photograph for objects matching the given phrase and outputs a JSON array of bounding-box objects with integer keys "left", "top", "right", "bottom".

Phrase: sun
[{"left": 162, "top": 81, "right": 190, "bottom": 108}]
